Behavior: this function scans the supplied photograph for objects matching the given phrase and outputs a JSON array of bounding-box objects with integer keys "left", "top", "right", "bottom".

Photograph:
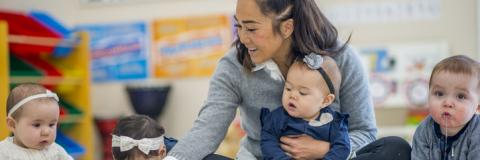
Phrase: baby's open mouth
[
  {"left": 442, "top": 112, "right": 451, "bottom": 118},
  {"left": 287, "top": 102, "right": 296, "bottom": 109},
  {"left": 40, "top": 140, "right": 48, "bottom": 145}
]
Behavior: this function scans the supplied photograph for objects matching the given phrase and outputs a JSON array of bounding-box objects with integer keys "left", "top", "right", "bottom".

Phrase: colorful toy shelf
[{"left": 0, "top": 11, "right": 94, "bottom": 160}]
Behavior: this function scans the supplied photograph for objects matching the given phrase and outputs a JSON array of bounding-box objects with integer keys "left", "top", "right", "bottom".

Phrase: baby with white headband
[
  {"left": 113, "top": 115, "right": 236, "bottom": 160},
  {"left": 0, "top": 83, "right": 73, "bottom": 160},
  {"left": 112, "top": 114, "right": 177, "bottom": 160}
]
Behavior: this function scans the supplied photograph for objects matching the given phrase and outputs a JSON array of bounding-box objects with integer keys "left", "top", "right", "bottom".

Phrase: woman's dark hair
[
  {"left": 112, "top": 115, "right": 165, "bottom": 160},
  {"left": 235, "top": 0, "right": 350, "bottom": 71}
]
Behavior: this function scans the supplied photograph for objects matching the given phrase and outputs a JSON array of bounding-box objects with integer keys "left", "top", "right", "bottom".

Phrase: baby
[
  {"left": 411, "top": 55, "right": 480, "bottom": 159},
  {"left": 260, "top": 53, "right": 350, "bottom": 160},
  {"left": 0, "top": 83, "right": 73, "bottom": 159},
  {"left": 112, "top": 114, "right": 177, "bottom": 160}
]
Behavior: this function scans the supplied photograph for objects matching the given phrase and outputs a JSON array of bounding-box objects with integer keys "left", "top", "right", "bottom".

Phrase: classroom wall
[
  {"left": 0, "top": 0, "right": 235, "bottom": 138},
  {"left": 1, "top": 0, "right": 478, "bottom": 158},
  {"left": 0, "top": 1, "right": 233, "bottom": 159},
  {"left": 319, "top": 0, "right": 478, "bottom": 58}
]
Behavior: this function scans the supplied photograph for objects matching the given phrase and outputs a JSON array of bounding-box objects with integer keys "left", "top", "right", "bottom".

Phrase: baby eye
[
  {"left": 285, "top": 87, "right": 291, "bottom": 91},
  {"left": 299, "top": 92, "right": 308, "bottom": 96},
  {"left": 32, "top": 123, "right": 41, "bottom": 128},
  {"left": 457, "top": 94, "right": 466, "bottom": 100},
  {"left": 434, "top": 91, "right": 444, "bottom": 97},
  {"left": 49, "top": 123, "right": 56, "bottom": 127}
]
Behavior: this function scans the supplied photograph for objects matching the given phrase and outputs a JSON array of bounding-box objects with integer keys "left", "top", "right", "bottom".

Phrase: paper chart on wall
[
  {"left": 323, "top": 0, "right": 440, "bottom": 25},
  {"left": 359, "top": 41, "right": 449, "bottom": 108},
  {"left": 151, "top": 15, "right": 232, "bottom": 78},
  {"left": 75, "top": 22, "right": 149, "bottom": 82}
]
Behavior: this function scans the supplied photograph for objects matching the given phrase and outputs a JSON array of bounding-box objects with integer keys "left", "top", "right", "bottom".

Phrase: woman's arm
[
  {"left": 335, "top": 46, "right": 377, "bottom": 152},
  {"left": 167, "top": 54, "right": 242, "bottom": 160}
]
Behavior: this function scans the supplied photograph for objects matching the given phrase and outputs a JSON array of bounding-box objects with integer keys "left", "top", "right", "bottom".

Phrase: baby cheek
[
  {"left": 428, "top": 104, "right": 440, "bottom": 114},
  {"left": 458, "top": 110, "right": 473, "bottom": 121}
]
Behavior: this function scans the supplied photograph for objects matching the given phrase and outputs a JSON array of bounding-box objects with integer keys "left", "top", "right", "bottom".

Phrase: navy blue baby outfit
[{"left": 260, "top": 106, "right": 350, "bottom": 160}]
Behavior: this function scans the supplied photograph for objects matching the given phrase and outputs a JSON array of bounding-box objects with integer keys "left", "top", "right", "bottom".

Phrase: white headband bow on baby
[
  {"left": 112, "top": 135, "right": 164, "bottom": 155},
  {"left": 7, "top": 89, "right": 59, "bottom": 118}
]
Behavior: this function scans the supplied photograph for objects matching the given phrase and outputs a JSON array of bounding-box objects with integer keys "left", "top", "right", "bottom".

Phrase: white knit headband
[{"left": 7, "top": 89, "right": 59, "bottom": 118}]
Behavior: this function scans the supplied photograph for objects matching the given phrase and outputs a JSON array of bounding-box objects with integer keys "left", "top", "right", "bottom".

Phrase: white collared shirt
[{"left": 252, "top": 59, "right": 285, "bottom": 82}]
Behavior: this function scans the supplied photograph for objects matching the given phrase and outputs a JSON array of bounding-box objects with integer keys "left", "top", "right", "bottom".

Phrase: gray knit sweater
[
  {"left": 411, "top": 115, "right": 480, "bottom": 160},
  {"left": 168, "top": 46, "right": 377, "bottom": 160}
]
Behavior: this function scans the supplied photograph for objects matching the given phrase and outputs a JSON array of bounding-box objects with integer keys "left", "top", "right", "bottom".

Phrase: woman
[{"left": 165, "top": 0, "right": 411, "bottom": 159}]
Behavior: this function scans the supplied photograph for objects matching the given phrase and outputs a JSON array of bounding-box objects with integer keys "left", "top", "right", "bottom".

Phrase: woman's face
[{"left": 235, "top": 0, "right": 291, "bottom": 65}]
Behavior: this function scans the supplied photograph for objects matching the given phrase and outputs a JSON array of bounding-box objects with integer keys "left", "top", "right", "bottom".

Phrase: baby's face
[
  {"left": 12, "top": 100, "right": 59, "bottom": 150},
  {"left": 428, "top": 71, "right": 480, "bottom": 135},
  {"left": 282, "top": 63, "right": 331, "bottom": 121}
]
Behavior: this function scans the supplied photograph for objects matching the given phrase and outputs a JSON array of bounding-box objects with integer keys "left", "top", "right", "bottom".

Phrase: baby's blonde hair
[{"left": 6, "top": 83, "right": 55, "bottom": 119}]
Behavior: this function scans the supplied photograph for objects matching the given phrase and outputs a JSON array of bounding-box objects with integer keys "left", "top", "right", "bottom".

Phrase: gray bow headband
[{"left": 302, "top": 53, "right": 335, "bottom": 94}]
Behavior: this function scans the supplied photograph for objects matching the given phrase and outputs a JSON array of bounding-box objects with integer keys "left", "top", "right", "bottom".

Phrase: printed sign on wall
[
  {"left": 152, "top": 15, "right": 232, "bottom": 78},
  {"left": 324, "top": 0, "right": 440, "bottom": 25},
  {"left": 359, "top": 41, "right": 449, "bottom": 108},
  {"left": 76, "top": 22, "right": 149, "bottom": 82}
]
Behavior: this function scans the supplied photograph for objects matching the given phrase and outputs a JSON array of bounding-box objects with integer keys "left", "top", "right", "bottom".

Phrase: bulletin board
[
  {"left": 151, "top": 15, "right": 232, "bottom": 78},
  {"left": 75, "top": 22, "right": 149, "bottom": 82}
]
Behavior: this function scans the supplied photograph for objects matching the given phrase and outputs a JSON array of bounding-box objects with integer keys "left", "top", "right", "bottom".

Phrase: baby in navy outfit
[{"left": 261, "top": 53, "right": 350, "bottom": 160}]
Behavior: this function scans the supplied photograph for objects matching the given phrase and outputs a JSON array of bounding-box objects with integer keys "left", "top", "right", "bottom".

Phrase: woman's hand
[{"left": 280, "top": 134, "right": 330, "bottom": 160}]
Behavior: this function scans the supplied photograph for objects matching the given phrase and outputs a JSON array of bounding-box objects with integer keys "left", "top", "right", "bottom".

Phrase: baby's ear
[
  {"left": 322, "top": 94, "right": 335, "bottom": 107},
  {"left": 6, "top": 117, "right": 16, "bottom": 132},
  {"left": 158, "top": 145, "right": 167, "bottom": 158}
]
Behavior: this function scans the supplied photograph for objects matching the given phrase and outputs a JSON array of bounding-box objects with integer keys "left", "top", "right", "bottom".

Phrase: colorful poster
[
  {"left": 152, "top": 15, "right": 232, "bottom": 78},
  {"left": 75, "top": 22, "right": 148, "bottom": 82},
  {"left": 359, "top": 41, "right": 449, "bottom": 108}
]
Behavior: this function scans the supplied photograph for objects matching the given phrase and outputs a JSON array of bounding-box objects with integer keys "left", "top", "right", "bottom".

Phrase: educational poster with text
[
  {"left": 75, "top": 22, "right": 149, "bottom": 82},
  {"left": 151, "top": 15, "right": 232, "bottom": 78}
]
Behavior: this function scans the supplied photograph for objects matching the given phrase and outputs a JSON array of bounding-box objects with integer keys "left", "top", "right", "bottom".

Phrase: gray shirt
[
  {"left": 412, "top": 115, "right": 480, "bottom": 160},
  {"left": 168, "top": 46, "right": 377, "bottom": 160}
]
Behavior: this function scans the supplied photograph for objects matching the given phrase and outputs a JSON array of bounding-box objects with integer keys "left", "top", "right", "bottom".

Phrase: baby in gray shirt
[{"left": 411, "top": 55, "right": 480, "bottom": 160}]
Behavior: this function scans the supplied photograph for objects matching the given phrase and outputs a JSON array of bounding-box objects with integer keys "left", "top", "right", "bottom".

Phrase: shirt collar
[
  {"left": 251, "top": 59, "right": 285, "bottom": 82},
  {"left": 252, "top": 60, "right": 269, "bottom": 72}
]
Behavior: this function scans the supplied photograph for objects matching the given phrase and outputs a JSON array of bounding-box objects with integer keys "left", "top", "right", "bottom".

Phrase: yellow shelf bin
[
  {"left": 0, "top": 27, "right": 94, "bottom": 160},
  {"left": 0, "top": 21, "right": 9, "bottom": 139}
]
